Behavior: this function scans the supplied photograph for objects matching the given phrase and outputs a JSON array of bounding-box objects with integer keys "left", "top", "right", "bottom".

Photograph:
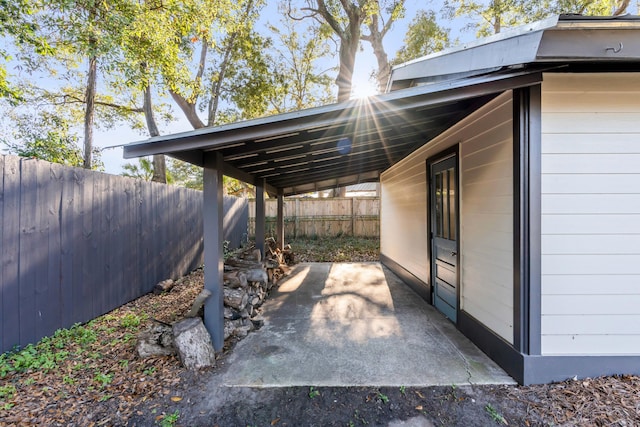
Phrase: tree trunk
[
  {"left": 170, "top": 90, "right": 205, "bottom": 129},
  {"left": 142, "top": 80, "right": 167, "bottom": 183},
  {"left": 613, "top": 0, "right": 630, "bottom": 15},
  {"left": 367, "top": 16, "right": 391, "bottom": 93},
  {"left": 336, "top": 36, "right": 359, "bottom": 102},
  {"left": 83, "top": 55, "right": 97, "bottom": 169}
]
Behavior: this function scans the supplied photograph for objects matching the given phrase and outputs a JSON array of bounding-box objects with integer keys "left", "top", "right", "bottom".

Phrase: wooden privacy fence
[
  {"left": 248, "top": 197, "right": 379, "bottom": 238},
  {"left": 0, "top": 155, "right": 247, "bottom": 353}
]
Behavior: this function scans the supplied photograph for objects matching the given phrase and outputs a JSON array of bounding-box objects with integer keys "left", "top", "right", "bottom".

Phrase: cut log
[
  {"left": 225, "top": 272, "right": 248, "bottom": 289},
  {"left": 153, "top": 279, "right": 175, "bottom": 295},
  {"left": 225, "top": 258, "right": 263, "bottom": 269},
  {"left": 223, "top": 270, "right": 239, "bottom": 281},
  {"left": 136, "top": 324, "right": 175, "bottom": 358},
  {"left": 223, "top": 287, "right": 248, "bottom": 310},
  {"left": 245, "top": 268, "right": 268, "bottom": 285},
  {"left": 185, "top": 289, "right": 211, "bottom": 318},
  {"left": 172, "top": 317, "right": 216, "bottom": 370},
  {"left": 240, "top": 248, "right": 261, "bottom": 262}
]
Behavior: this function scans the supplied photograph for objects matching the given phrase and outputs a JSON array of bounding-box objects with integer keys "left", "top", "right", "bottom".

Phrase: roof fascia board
[
  {"left": 389, "top": 17, "right": 558, "bottom": 84},
  {"left": 537, "top": 28, "right": 640, "bottom": 61}
]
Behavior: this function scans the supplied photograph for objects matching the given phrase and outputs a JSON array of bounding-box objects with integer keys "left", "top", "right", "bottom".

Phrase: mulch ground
[{"left": 1, "top": 239, "right": 639, "bottom": 426}]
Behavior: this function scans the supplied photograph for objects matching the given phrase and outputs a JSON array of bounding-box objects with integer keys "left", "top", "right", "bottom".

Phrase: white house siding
[
  {"left": 381, "top": 92, "right": 514, "bottom": 343},
  {"left": 541, "top": 73, "right": 640, "bottom": 355},
  {"left": 459, "top": 96, "right": 514, "bottom": 344}
]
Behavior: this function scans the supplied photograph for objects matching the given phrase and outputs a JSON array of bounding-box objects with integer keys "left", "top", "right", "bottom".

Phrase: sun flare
[{"left": 350, "top": 81, "right": 379, "bottom": 99}]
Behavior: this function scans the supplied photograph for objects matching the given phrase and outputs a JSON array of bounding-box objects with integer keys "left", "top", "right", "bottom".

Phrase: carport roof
[{"left": 124, "top": 70, "right": 541, "bottom": 196}]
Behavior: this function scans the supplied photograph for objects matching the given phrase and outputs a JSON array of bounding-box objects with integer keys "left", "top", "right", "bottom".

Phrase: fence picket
[{"left": 248, "top": 197, "right": 380, "bottom": 238}]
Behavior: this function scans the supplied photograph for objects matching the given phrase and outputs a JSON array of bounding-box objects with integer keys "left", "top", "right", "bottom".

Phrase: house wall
[
  {"left": 381, "top": 92, "right": 514, "bottom": 343},
  {"left": 459, "top": 96, "right": 514, "bottom": 344},
  {"left": 540, "top": 73, "right": 640, "bottom": 355}
]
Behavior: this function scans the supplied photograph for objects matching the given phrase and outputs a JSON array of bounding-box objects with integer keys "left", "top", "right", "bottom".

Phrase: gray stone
[
  {"left": 172, "top": 317, "right": 216, "bottom": 369},
  {"left": 136, "top": 324, "right": 176, "bottom": 358}
]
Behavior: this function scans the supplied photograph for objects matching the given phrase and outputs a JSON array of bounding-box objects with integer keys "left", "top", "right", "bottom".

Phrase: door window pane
[
  {"left": 448, "top": 168, "right": 456, "bottom": 241},
  {"left": 435, "top": 172, "right": 442, "bottom": 237}
]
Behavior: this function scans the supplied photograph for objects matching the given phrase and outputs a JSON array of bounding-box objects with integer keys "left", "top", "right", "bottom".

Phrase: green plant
[
  {"left": 143, "top": 367, "right": 156, "bottom": 376},
  {"left": 120, "top": 313, "right": 144, "bottom": 329},
  {"left": 158, "top": 410, "right": 180, "bottom": 427},
  {"left": 63, "top": 375, "right": 76, "bottom": 385},
  {"left": 94, "top": 371, "right": 113, "bottom": 387},
  {"left": 399, "top": 385, "right": 406, "bottom": 396},
  {"left": 99, "top": 394, "right": 112, "bottom": 402},
  {"left": 23, "top": 377, "right": 35, "bottom": 386},
  {"left": 308, "top": 386, "right": 320, "bottom": 399},
  {"left": 119, "top": 359, "right": 129, "bottom": 368},
  {"left": 0, "top": 385, "right": 16, "bottom": 400},
  {"left": 2, "top": 402, "right": 14, "bottom": 410},
  {"left": 376, "top": 391, "right": 389, "bottom": 404},
  {"left": 485, "top": 404, "right": 508, "bottom": 425}
]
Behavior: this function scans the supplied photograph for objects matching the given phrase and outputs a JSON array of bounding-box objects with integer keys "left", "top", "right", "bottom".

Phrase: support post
[
  {"left": 202, "top": 152, "right": 224, "bottom": 351},
  {"left": 276, "top": 189, "right": 284, "bottom": 250},
  {"left": 255, "top": 179, "right": 266, "bottom": 258}
]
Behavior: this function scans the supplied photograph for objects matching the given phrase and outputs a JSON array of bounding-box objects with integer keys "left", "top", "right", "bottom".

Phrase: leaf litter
[{"left": 1, "top": 238, "right": 640, "bottom": 426}]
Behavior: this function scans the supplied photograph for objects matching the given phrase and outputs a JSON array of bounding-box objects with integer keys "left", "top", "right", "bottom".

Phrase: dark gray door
[{"left": 430, "top": 155, "right": 458, "bottom": 322}]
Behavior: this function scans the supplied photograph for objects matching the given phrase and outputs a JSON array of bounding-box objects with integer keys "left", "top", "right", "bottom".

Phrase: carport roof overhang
[{"left": 123, "top": 71, "right": 542, "bottom": 196}]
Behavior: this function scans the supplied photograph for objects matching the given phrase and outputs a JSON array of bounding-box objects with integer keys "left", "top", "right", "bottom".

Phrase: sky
[{"left": 2, "top": 0, "right": 477, "bottom": 175}]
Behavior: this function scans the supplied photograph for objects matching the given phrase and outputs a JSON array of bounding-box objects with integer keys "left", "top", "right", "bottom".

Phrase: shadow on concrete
[{"left": 219, "top": 262, "right": 515, "bottom": 387}]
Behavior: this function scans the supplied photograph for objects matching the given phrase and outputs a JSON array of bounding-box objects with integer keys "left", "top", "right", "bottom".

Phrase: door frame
[{"left": 426, "top": 146, "right": 461, "bottom": 323}]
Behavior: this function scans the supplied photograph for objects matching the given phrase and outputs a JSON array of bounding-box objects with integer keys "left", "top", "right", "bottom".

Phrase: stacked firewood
[
  {"left": 137, "top": 240, "right": 294, "bottom": 368},
  {"left": 222, "top": 239, "right": 294, "bottom": 339}
]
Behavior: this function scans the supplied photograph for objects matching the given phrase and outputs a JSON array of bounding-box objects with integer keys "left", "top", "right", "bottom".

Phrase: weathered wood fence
[
  {"left": 248, "top": 197, "right": 379, "bottom": 238},
  {"left": 0, "top": 155, "right": 247, "bottom": 353}
]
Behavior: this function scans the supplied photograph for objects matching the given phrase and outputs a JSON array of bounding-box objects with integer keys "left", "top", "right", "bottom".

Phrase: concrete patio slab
[{"left": 220, "top": 263, "right": 515, "bottom": 387}]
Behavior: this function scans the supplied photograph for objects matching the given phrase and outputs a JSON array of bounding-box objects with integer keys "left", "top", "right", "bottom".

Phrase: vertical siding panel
[
  {"left": 93, "top": 174, "right": 107, "bottom": 316},
  {"left": 18, "top": 159, "right": 38, "bottom": 346},
  {"left": 138, "top": 179, "right": 150, "bottom": 295},
  {"left": 34, "top": 162, "right": 53, "bottom": 340},
  {"left": 77, "top": 168, "right": 94, "bottom": 323},
  {"left": 42, "top": 163, "right": 63, "bottom": 337},
  {"left": 2, "top": 155, "right": 21, "bottom": 349},
  {"left": 1, "top": 156, "right": 21, "bottom": 351},
  {"left": 123, "top": 179, "right": 136, "bottom": 303},
  {"left": 110, "top": 175, "right": 124, "bottom": 308},
  {"left": 59, "top": 166, "right": 75, "bottom": 327}
]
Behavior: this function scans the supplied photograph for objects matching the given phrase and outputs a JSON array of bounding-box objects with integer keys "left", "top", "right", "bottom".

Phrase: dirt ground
[
  {"left": 122, "top": 349, "right": 639, "bottom": 427},
  {"left": 1, "top": 238, "right": 639, "bottom": 426},
  {"left": 125, "top": 356, "right": 544, "bottom": 427}
]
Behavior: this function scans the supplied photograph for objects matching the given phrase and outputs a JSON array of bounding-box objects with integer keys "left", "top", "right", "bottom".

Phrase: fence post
[
  {"left": 351, "top": 197, "right": 356, "bottom": 237},
  {"left": 294, "top": 198, "right": 300, "bottom": 239},
  {"left": 276, "top": 189, "right": 284, "bottom": 249}
]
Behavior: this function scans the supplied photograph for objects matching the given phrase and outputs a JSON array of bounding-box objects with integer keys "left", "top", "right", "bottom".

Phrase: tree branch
[
  {"left": 316, "top": 0, "right": 347, "bottom": 39},
  {"left": 49, "top": 93, "right": 144, "bottom": 113}
]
